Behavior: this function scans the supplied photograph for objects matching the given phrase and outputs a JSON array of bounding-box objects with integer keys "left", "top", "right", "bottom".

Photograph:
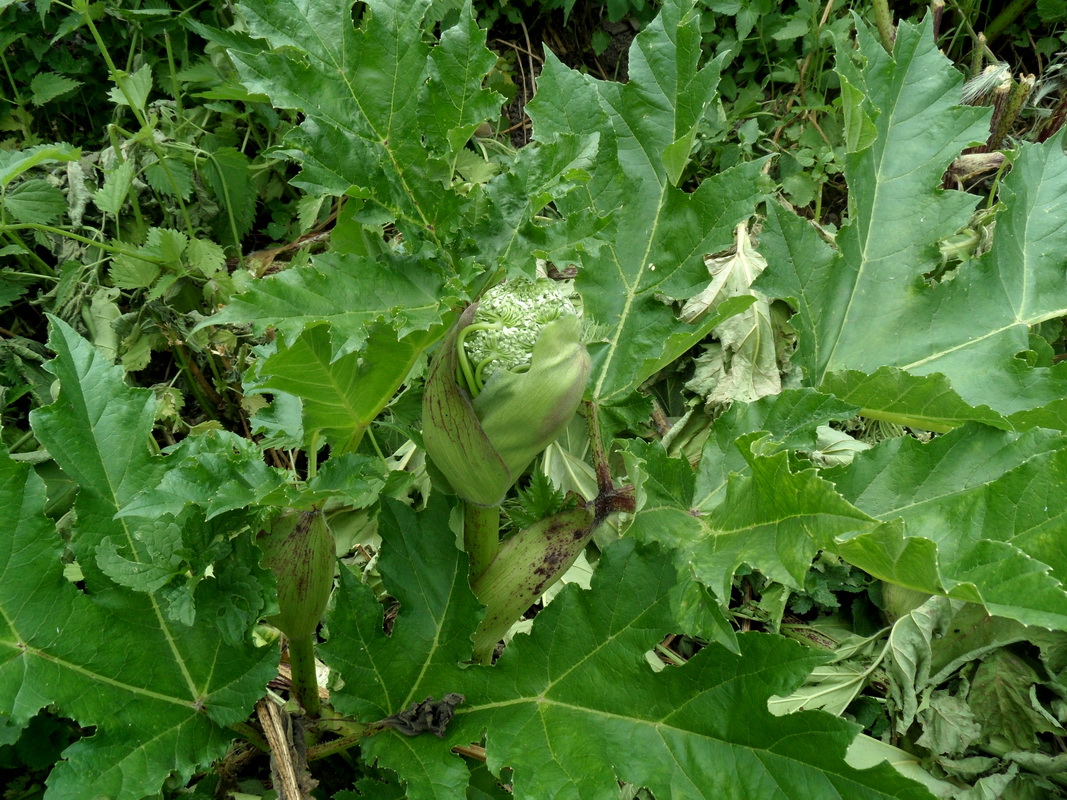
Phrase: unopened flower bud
[{"left": 422, "top": 280, "right": 590, "bottom": 507}]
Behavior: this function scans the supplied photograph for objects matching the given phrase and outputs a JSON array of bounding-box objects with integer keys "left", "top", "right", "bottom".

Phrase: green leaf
[
  {"left": 29, "top": 317, "right": 163, "bottom": 587},
  {"left": 451, "top": 540, "right": 934, "bottom": 799},
  {"left": 229, "top": 0, "right": 484, "bottom": 245},
  {"left": 2, "top": 178, "right": 67, "bottom": 223},
  {"left": 969, "top": 649, "right": 1062, "bottom": 751},
  {"left": 839, "top": 73, "right": 877, "bottom": 154},
  {"left": 0, "top": 270, "right": 33, "bottom": 311},
  {"left": 116, "top": 429, "right": 297, "bottom": 520},
  {"left": 525, "top": 0, "right": 769, "bottom": 405},
  {"left": 29, "top": 71, "right": 82, "bottom": 105},
  {"left": 201, "top": 146, "right": 255, "bottom": 245},
  {"left": 693, "top": 388, "right": 861, "bottom": 511},
  {"left": 473, "top": 133, "right": 603, "bottom": 274},
  {"left": 320, "top": 497, "right": 478, "bottom": 797},
  {"left": 96, "top": 519, "right": 186, "bottom": 593},
  {"left": 695, "top": 437, "right": 877, "bottom": 599},
  {"left": 109, "top": 228, "right": 187, "bottom": 291},
  {"left": 185, "top": 237, "right": 226, "bottom": 277},
  {"left": 144, "top": 155, "right": 194, "bottom": 200},
  {"left": 324, "top": 500, "right": 934, "bottom": 799},
  {"left": 758, "top": 18, "right": 1067, "bottom": 423},
  {"left": 0, "top": 453, "right": 275, "bottom": 800},
  {"left": 109, "top": 255, "right": 161, "bottom": 290},
  {"left": 829, "top": 425, "right": 1067, "bottom": 630},
  {"left": 109, "top": 63, "right": 153, "bottom": 111},
  {"left": 916, "top": 691, "right": 982, "bottom": 757},
  {"left": 201, "top": 252, "right": 446, "bottom": 359},
  {"left": 819, "top": 368, "right": 1010, "bottom": 432},
  {"left": 0, "top": 143, "right": 80, "bottom": 188},
  {"left": 306, "top": 453, "right": 408, "bottom": 508},
  {"left": 10, "top": 322, "right": 276, "bottom": 799},
  {"left": 253, "top": 321, "right": 441, "bottom": 453},
  {"left": 93, "top": 159, "right": 136, "bottom": 215},
  {"left": 423, "top": 0, "right": 503, "bottom": 155}
]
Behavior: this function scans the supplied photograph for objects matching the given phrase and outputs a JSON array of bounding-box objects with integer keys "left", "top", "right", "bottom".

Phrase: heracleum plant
[{"left": 5, "top": 0, "right": 1067, "bottom": 798}]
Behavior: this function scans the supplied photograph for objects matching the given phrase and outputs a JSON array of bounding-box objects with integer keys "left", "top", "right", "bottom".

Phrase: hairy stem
[
  {"left": 287, "top": 635, "right": 321, "bottom": 717},
  {"left": 464, "top": 501, "right": 500, "bottom": 579},
  {"left": 230, "top": 721, "right": 270, "bottom": 753},
  {"left": 871, "top": 0, "right": 895, "bottom": 52}
]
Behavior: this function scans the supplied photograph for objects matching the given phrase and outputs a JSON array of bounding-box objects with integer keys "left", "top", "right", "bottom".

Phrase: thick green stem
[
  {"left": 871, "top": 0, "right": 895, "bottom": 52},
  {"left": 287, "top": 635, "right": 321, "bottom": 717},
  {"left": 464, "top": 502, "right": 500, "bottom": 579}
]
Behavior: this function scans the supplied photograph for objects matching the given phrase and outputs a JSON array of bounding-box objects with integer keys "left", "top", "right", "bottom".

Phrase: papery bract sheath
[
  {"left": 259, "top": 509, "right": 336, "bottom": 639},
  {"left": 422, "top": 299, "right": 590, "bottom": 507}
]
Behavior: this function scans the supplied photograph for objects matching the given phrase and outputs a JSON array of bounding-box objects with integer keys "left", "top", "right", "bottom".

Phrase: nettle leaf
[
  {"left": 758, "top": 16, "right": 1067, "bottom": 427},
  {"left": 525, "top": 0, "right": 768, "bottom": 406},
  {"left": 201, "top": 146, "right": 255, "bottom": 245},
  {"left": 828, "top": 425, "right": 1067, "bottom": 631},
  {"left": 8, "top": 324, "right": 276, "bottom": 800},
  {"left": 29, "top": 71, "right": 82, "bottom": 105},
  {"left": 93, "top": 158, "right": 136, "bottom": 215},
  {"left": 0, "top": 143, "right": 80, "bottom": 188},
  {"left": 3, "top": 178, "right": 68, "bottom": 223},
  {"left": 323, "top": 500, "right": 931, "bottom": 799}
]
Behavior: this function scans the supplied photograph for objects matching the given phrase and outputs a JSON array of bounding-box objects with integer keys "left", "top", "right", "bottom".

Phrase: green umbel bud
[
  {"left": 458, "top": 278, "right": 580, "bottom": 393},
  {"left": 423, "top": 288, "right": 590, "bottom": 507},
  {"left": 259, "top": 509, "right": 336, "bottom": 640}
]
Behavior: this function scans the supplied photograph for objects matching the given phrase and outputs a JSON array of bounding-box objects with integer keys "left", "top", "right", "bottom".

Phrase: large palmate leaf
[
  {"left": 624, "top": 434, "right": 877, "bottom": 602},
  {"left": 251, "top": 321, "right": 443, "bottom": 454},
  {"left": 30, "top": 321, "right": 274, "bottom": 632},
  {"left": 322, "top": 498, "right": 934, "bottom": 799},
  {"left": 6, "top": 321, "right": 276, "bottom": 800},
  {"left": 622, "top": 391, "right": 866, "bottom": 600},
  {"left": 757, "top": 15, "right": 1067, "bottom": 428},
  {"left": 525, "top": 0, "right": 767, "bottom": 406},
  {"left": 201, "top": 252, "right": 447, "bottom": 360},
  {"left": 29, "top": 318, "right": 163, "bottom": 589},
  {"left": 827, "top": 425, "right": 1067, "bottom": 631},
  {"left": 452, "top": 540, "right": 933, "bottom": 800},
  {"left": 229, "top": 0, "right": 489, "bottom": 242},
  {"left": 320, "top": 497, "right": 480, "bottom": 797}
]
